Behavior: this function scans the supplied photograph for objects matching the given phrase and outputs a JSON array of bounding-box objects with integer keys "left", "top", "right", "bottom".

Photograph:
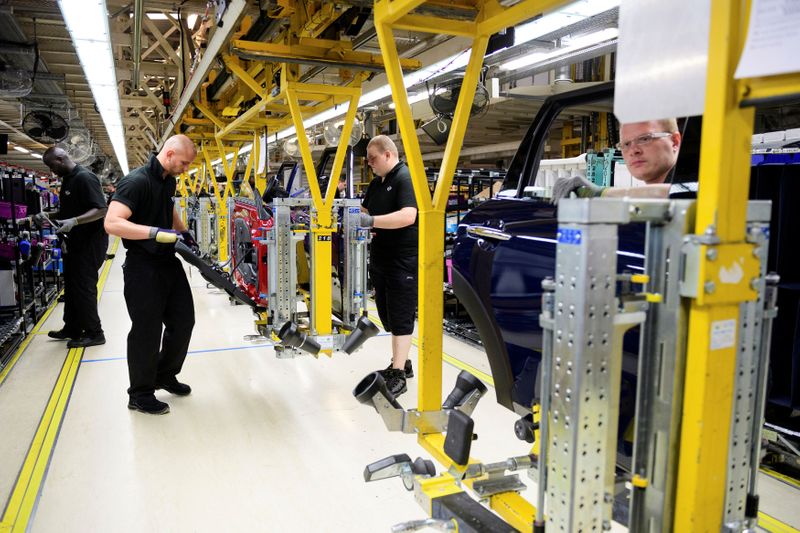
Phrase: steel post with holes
[
  {"left": 267, "top": 201, "right": 296, "bottom": 330},
  {"left": 628, "top": 200, "right": 695, "bottom": 531},
  {"left": 339, "top": 199, "right": 370, "bottom": 324},
  {"left": 548, "top": 198, "right": 646, "bottom": 532},
  {"left": 723, "top": 202, "right": 772, "bottom": 530}
]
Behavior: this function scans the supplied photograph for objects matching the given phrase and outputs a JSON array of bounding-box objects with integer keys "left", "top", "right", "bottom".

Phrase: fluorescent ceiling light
[
  {"left": 499, "top": 27, "right": 619, "bottom": 71},
  {"left": 58, "top": 0, "right": 129, "bottom": 175},
  {"left": 389, "top": 92, "right": 429, "bottom": 108},
  {"left": 30, "top": 153, "right": 42, "bottom": 159},
  {"left": 13, "top": 146, "right": 29, "bottom": 154},
  {"left": 514, "top": 0, "right": 620, "bottom": 46}
]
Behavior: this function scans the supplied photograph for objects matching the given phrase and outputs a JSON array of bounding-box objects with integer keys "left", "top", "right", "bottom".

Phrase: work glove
[
  {"left": 359, "top": 213, "right": 374, "bottom": 228},
  {"left": 149, "top": 227, "right": 180, "bottom": 244},
  {"left": 55, "top": 217, "right": 79, "bottom": 234},
  {"left": 31, "top": 213, "right": 49, "bottom": 227},
  {"left": 551, "top": 176, "right": 607, "bottom": 205},
  {"left": 180, "top": 230, "right": 199, "bottom": 250}
]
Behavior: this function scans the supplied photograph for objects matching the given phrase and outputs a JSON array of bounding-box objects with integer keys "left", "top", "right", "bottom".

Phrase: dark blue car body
[{"left": 451, "top": 197, "right": 645, "bottom": 413}]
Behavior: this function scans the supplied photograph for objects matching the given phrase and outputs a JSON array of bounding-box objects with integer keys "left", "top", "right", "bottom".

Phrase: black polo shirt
[
  {"left": 58, "top": 164, "right": 107, "bottom": 246},
  {"left": 112, "top": 154, "right": 177, "bottom": 257},
  {"left": 362, "top": 161, "right": 418, "bottom": 258}
]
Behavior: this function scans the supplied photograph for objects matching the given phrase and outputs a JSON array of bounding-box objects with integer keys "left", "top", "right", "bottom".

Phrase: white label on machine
[
  {"left": 710, "top": 319, "right": 737, "bottom": 350},
  {"left": 735, "top": 0, "right": 800, "bottom": 79},
  {"left": 317, "top": 335, "right": 334, "bottom": 350}
]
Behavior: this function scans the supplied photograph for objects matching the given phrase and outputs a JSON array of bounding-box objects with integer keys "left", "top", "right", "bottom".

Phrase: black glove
[
  {"left": 551, "top": 176, "right": 607, "bottom": 205},
  {"left": 149, "top": 227, "right": 180, "bottom": 244},
  {"left": 180, "top": 230, "right": 199, "bottom": 250},
  {"left": 359, "top": 213, "right": 374, "bottom": 228}
]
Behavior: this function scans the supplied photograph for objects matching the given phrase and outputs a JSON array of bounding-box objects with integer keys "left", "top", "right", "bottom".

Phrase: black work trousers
[
  {"left": 370, "top": 254, "right": 418, "bottom": 336},
  {"left": 62, "top": 234, "right": 107, "bottom": 337},
  {"left": 123, "top": 253, "right": 195, "bottom": 399}
]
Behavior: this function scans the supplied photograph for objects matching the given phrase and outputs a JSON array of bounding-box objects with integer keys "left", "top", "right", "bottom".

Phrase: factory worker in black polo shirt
[
  {"left": 360, "top": 135, "right": 418, "bottom": 397},
  {"left": 105, "top": 135, "right": 198, "bottom": 415},
  {"left": 41, "top": 147, "right": 108, "bottom": 348}
]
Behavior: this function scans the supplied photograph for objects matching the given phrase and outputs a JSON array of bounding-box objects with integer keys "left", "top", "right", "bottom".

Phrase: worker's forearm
[
  {"left": 372, "top": 208, "right": 417, "bottom": 229},
  {"left": 75, "top": 207, "right": 107, "bottom": 225},
  {"left": 104, "top": 217, "right": 159, "bottom": 240},
  {"left": 604, "top": 184, "right": 670, "bottom": 199},
  {"left": 172, "top": 207, "right": 187, "bottom": 232}
]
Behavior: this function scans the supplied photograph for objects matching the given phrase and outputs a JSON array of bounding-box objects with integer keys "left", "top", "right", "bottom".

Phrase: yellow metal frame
[
  {"left": 373, "top": 0, "right": 551, "bottom": 527},
  {"left": 673, "top": 0, "right": 800, "bottom": 530},
  {"left": 285, "top": 74, "right": 362, "bottom": 351}
]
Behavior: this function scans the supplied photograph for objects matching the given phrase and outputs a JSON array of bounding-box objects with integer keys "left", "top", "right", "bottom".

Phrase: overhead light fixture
[
  {"left": 13, "top": 146, "right": 30, "bottom": 154},
  {"left": 513, "top": 0, "right": 620, "bottom": 46},
  {"left": 30, "top": 153, "right": 42, "bottom": 159},
  {"left": 499, "top": 28, "right": 619, "bottom": 71},
  {"left": 58, "top": 0, "right": 129, "bottom": 175},
  {"left": 389, "top": 92, "right": 429, "bottom": 109}
]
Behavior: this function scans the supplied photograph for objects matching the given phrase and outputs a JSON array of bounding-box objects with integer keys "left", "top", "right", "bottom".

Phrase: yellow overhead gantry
[
  {"left": 374, "top": 0, "right": 552, "bottom": 528},
  {"left": 169, "top": 3, "right": 421, "bottom": 354},
  {"left": 374, "top": 0, "right": 800, "bottom": 531}
]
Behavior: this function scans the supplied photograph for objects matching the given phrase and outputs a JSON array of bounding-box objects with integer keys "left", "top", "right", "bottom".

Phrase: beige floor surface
[{"left": 0, "top": 246, "right": 797, "bottom": 532}]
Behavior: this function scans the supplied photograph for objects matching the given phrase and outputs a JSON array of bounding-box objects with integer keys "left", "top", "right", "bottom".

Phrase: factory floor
[{"left": 0, "top": 239, "right": 798, "bottom": 532}]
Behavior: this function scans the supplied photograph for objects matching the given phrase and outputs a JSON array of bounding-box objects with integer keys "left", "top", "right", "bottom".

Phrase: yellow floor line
[
  {"left": 0, "top": 238, "right": 118, "bottom": 532},
  {"left": 759, "top": 511, "right": 800, "bottom": 533},
  {"left": 762, "top": 466, "right": 800, "bottom": 491},
  {"left": 367, "top": 312, "right": 495, "bottom": 387}
]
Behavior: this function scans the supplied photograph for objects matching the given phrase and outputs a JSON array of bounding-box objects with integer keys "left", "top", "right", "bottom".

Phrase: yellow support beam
[
  {"left": 673, "top": 0, "right": 796, "bottom": 529},
  {"left": 418, "top": 434, "right": 537, "bottom": 532},
  {"left": 284, "top": 76, "right": 363, "bottom": 351},
  {"left": 194, "top": 100, "right": 227, "bottom": 131},
  {"left": 393, "top": 14, "right": 477, "bottom": 37},
  {"left": 230, "top": 39, "right": 422, "bottom": 71},
  {"left": 222, "top": 54, "right": 266, "bottom": 97},
  {"left": 201, "top": 145, "right": 230, "bottom": 263}
]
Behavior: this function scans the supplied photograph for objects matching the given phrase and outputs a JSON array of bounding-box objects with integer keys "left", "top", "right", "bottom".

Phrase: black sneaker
[
  {"left": 67, "top": 334, "right": 106, "bottom": 348},
  {"left": 128, "top": 395, "right": 170, "bottom": 415},
  {"left": 48, "top": 329, "right": 81, "bottom": 340},
  {"left": 156, "top": 378, "right": 192, "bottom": 396},
  {"left": 381, "top": 360, "right": 414, "bottom": 379},
  {"left": 384, "top": 368, "right": 407, "bottom": 397}
]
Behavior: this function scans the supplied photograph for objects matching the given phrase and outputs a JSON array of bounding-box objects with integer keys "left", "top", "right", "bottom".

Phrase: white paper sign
[
  {"left": 735, "top": 0, "right": 800, "bottom": 79},
  {"left": 710, "top": 319, "right": 737, "bottom": 351},
  {"left": 615, "top": 0, "right": 711, "bottom": 123}
]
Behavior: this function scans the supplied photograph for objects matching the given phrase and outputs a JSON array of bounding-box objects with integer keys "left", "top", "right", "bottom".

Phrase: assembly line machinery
[{"left": 150, "top": 0, "right": 798, "bottom": 529}]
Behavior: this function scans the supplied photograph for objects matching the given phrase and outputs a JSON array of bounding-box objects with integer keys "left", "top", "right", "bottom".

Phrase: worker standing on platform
[
  {"left": 41, "top": 147, "right": 108, "bottom": 348},
  {"left": 360, "top": 135, "right": 418, "bottom": 397},
  {"left": 104, "top": 135, "right": 198, "bottom": 415}
]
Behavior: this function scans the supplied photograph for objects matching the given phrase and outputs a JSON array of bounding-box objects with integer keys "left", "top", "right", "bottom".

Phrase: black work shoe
[
  {"left": 128, "top": 395, "right": 170, "bottom": 415},
  {"left": 384, "top": 368, "right": 407, "bottom": 397},
  {"left": 48, "top": 329, "right": 81, "bottom": 340},
  {"left": 381, "top": 360, "right": 414, "bottom": 379},
  {"left": 67, "top": 334, "right": 106, "bottom": 348},
  {"left": 156, "top": 378, "right": 192, "bottom": 396}
]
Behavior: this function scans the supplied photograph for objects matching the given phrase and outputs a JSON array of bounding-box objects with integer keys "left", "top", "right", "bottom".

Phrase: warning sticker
[{"left": 710, "top": 319, "right": 737, "bottom": 351}]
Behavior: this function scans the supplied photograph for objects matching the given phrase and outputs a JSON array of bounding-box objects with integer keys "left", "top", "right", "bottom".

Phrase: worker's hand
[
  {"left": 551, "top": 176, "right": 607, "bottom": 205},
  {"left": 31, "top": 213, "right": 49, "bottom": 227},
  {"left": 149, "top": 227, "right": 180, "bottom": 244},
  {"left": 180, "top": 230, "right": 199, "bottom": 250},
  {"left": 55, "top": 217, "right": 79, "bottom": 234},
  {"left": 359, "top": 213, "right": 374, "bottom": 228}
]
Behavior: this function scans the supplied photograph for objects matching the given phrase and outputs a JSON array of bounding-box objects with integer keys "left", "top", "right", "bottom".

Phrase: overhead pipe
[{"left": 132, "top": 0, "right": 143, "bottom": 90}]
